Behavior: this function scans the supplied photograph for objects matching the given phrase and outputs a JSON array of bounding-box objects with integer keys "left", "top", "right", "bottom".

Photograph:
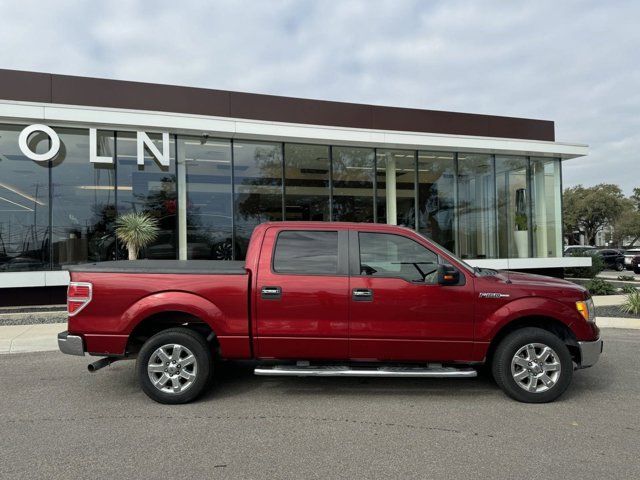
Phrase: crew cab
[{"left": 58, "top": 222, "right": 602, "bottom": 404}]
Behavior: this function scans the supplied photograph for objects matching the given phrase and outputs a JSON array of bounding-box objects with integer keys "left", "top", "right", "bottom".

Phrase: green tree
[
  {"left": 630, "top": 187, "right": 640, "bottom": 210},
  {"left": 563, "top": 184, "right": 626, "bottom": 246},
  {"left": 614, "top": 195, "right": 640, "bottom": 247}
]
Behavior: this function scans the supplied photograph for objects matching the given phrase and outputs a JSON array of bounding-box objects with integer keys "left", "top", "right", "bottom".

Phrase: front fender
[
  {"left": 477, "top": 296, "right": 581, "bottom": 343},
  {"left": 121, "top": 291, "right": 226, "bottom": 335}
]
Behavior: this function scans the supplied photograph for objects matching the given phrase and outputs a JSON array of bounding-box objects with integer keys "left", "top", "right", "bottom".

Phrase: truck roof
[{"left": 259, "top": 221, "right": 416, "bottom": 233}]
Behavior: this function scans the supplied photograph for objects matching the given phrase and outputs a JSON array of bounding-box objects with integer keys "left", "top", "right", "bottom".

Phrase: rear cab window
[{"left": 272, "top": 230, "right": 340, "bottom": 275}]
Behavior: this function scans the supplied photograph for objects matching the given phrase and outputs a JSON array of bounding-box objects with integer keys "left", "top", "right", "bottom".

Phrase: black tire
[
  {"left": 491, "top": 327, "right": 573, "bottom": 403},
  {"left": 634, "top": 267, "right": 640, "bottom": 274},
  {"left": 616, "top": 263, "right": 625, "bottom": 271},
  {"left": 136, "top": 327, "right": 212, "bottom": 404}
]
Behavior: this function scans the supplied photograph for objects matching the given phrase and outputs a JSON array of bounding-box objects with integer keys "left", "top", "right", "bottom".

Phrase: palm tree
[{"left": 115, "top": 212, "right": 159, "bottom": 260}]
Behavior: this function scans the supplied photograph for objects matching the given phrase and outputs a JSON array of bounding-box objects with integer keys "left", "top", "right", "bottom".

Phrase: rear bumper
[
  {"left": 577, "top": 337, "right": 603, "bottom": 368},
  {"left": 58, "top": 331, "right": 85, "bottom": 356}
]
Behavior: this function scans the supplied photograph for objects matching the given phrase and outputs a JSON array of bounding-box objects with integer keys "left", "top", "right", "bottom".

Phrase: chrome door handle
[
  {"left": 352, "top": 288, "right": 373, "bottom": 301},
  {"left": 261, "top": 286, "right": 282, "bottom": 300}
]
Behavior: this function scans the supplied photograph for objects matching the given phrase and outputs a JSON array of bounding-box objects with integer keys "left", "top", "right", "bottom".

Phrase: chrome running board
[{"left": 254, "top": 365, "right": 477, "bottom": 378}]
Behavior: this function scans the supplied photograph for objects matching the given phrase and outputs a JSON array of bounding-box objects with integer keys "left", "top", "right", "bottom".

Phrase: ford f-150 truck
[{"left": 58, "top": 222, "right": 602, "bottom": 404}]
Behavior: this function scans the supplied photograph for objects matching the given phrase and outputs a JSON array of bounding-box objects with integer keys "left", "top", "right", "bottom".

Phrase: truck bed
[{"left": 66, "top": 260, "right": 247, "bottom": 275}]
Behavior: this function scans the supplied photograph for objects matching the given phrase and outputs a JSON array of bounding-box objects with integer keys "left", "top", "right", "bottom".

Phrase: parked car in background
[
  {"left": 590, "top": 249, "right": 625, "bottom": 271},
  {"left": 631, "top": 255, "right": 640, "bottom": 274},
  {"left": 563, "top": 245, "right": 596, "bottom": 257},
  {"left": 0, "top": 257, "right": 48, "bottom": 271},
  {"left": 624, "top": 248, "right": 640, "bottom": 270}
]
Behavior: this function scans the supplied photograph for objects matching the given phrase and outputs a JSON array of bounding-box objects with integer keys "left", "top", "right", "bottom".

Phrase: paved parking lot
[{"left": 1, "top": 328, "right": 639, "bottom": 479}]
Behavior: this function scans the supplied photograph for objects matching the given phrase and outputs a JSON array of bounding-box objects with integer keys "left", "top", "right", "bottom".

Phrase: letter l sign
[{"left": 89, "top": 128, "right": 113, "bottom": 164}]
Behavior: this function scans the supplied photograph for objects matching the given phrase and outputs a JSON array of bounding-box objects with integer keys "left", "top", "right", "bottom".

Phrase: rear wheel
[
  {"left": 492, "top": 327, "right": 573, "bottom": 403},
  {"left": 136, "top": 327, "right": 212, "bottom": 404}
]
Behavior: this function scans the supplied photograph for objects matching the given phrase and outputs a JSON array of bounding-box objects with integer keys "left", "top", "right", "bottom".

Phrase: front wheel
[
  {"left": 616, "top": 263, "right": 625, "bottom": 271},
  {"left": 492, "top": 327, "right": 573, "bottom": 403},
  {"left": 136, "top": 328, "right": 212, "bottom": 404}
]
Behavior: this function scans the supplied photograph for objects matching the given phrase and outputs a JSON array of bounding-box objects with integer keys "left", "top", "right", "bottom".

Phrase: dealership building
[{"left": 0, "top": 69, "right": 589, "bottom": 304}]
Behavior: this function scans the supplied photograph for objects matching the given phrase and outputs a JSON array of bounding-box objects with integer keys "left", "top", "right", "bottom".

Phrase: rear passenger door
[{"left": 255, "top": 228, "right": 350, "bottom": 360}]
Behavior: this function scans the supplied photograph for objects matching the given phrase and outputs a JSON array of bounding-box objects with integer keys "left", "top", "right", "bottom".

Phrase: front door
[
  {"left": 349, "top": 230, "right": 475, "bottom": 362},
  {"left": 255, "top": 228, "right": 350, "bottom": 360}
]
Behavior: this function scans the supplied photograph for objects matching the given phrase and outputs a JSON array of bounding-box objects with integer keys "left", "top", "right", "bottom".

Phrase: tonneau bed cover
[{"left": 67, "top": 260, "right": 247, "bottom": 275}]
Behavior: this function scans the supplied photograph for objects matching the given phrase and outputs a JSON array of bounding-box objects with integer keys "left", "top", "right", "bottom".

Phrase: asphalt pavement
[{"left": 1, "top": 328, "right": 639, "bottom": 480}]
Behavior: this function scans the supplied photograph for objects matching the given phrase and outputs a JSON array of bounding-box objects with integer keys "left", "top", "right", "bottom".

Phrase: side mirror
[{"left": 437, "top": 264, "right": 460, "bottom": 286}]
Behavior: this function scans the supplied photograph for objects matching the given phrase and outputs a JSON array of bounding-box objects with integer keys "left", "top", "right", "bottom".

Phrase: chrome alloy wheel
[
  {"left": 510, "top": 343, "right": 561, "bottom": 393},
  {"left": 147, "top": 343, "right": 198, "bottom": 394}
]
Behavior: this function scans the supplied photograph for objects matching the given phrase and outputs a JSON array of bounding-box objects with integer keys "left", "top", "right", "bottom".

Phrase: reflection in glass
[
  {"left": 457, "top": 154, "right": 496, "bottom": 259},
  {"left": 51, "top": 128, "right": 116, "bottom": 267},
  {"left": 284, "top": 144, "right": 330, "bottom": 221},
  {"left": 332, "top": 147, "right": 375, "bottom": 222},
  {"left": 359, "top": 232, "right": 439, "bottom": 283},
  {"left": 180, "top": 137, "right": 233, "bottom": 259},
  {"left": 376, "top": 149, "right": 416, "bottom": 227},
  {"left": 531, "top": 158, "right": 562, "bottom": 257},
  {"left": 233, "top": 141, "right": 283, "bottom": 259},
  {"left": 0, "top": 125, "right": 50, "bottom": 271},
  {"left": 496, "top": 156, "right": 529, "bottom": 258},
  {"left": 117, "top": 131, "right": 177, "bottom": 259},
  {"left": 418, "top": 151, "right": 455, "bottom": 251}
]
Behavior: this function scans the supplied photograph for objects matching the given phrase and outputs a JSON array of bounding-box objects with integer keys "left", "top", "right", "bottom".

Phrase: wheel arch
[
  {"left": 126, "top": 311, "right": 219, "bottom": 356},
  {"left": 484, "top": 315, "right": 580, "bottom": 366}
]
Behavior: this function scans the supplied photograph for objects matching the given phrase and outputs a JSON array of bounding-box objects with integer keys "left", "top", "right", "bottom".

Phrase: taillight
[{"left": 67, "top": 282, "right": 92, "bottom": 316}]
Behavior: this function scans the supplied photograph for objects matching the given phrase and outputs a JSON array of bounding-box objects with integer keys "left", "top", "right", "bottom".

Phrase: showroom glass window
[
  {"left": 332, "top": 146, "right": 375, "bottom": 223},
  {"left": 495, "top": 156, "right": 529, "bottom": 258},
  {"left": 531, "top": 157, "right": 562, "bottom": 257},
  {"left": 233, "top": 141, "right": 283, "bottom": 259},
  {"left": 0, "top": 125, "right": 50, "bottom": 272},
  {"left": 284, "top": 143, "right": 330, "bottom": 222},
  {"left": 376, "top": 149, "right": 416, "bottom": 228},
  {"left": 457, "top": 154, "right": 496, "bottom": 259},
  {"left": 51, "top": 128, "right": 116, "bottom": 267},
  {"left": 179, "top": 136, "right": 232, "bottom": 260},
  {"left": 116, "top": 131, "right": 177, "bottom": 260},
  {"left": 417, "top": 151, "right": 455, "bottom": 252}
]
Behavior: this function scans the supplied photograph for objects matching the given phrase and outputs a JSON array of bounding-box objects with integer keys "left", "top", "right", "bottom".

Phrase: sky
[{"left": 1, "top": 0, "right": 638, "bottom": 193}]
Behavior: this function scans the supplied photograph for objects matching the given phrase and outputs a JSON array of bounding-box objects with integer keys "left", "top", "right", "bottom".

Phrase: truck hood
[{"left": 480, "top": 270, "right": 587, "bottom": 295}]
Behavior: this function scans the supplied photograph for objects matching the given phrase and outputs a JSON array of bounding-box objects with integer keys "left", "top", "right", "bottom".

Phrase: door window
[
  {"left": 273, "top": 230, "right": 339, "bottom": 274},
  {"left": 358, "top": 233, "right": 439, "bottom": 283}
]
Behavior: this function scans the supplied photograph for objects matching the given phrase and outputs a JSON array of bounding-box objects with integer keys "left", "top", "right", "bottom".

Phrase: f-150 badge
[{"left": 479, "top": 292, "right": 510, "bottom": 299}]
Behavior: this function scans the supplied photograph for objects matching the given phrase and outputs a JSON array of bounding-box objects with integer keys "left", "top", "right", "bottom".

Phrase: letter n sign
[{"left": 137, "top": 132, "right": 170, "bottom": 166}]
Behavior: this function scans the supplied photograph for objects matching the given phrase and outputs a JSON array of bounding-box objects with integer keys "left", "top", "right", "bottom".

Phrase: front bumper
[
  {"left": 58, "top": 331, "right": 85, "bottom": 356},
  {"left": 577, "top": 337, "right": 603, "bottom": 368}
]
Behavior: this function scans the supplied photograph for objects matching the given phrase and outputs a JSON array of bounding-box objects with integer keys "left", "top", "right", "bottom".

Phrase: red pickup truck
[{"left": 58, "top": 222, "right": 602, "bottom": 404}]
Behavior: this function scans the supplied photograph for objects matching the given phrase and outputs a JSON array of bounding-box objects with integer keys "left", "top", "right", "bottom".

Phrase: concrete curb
[
  {"left": 595, "top": 317, "right": 640, "bottom": 330},
  {"left": 0, "top": 319, "right": 638, "bottom": 355},
  {"left": 592, "top": 295, "right": 627, "bottom": 307}
]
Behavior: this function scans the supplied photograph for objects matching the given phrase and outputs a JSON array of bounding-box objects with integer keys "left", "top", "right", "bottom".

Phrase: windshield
[{"left": 416, "top": 233, "right": 476, "bottom": 274}]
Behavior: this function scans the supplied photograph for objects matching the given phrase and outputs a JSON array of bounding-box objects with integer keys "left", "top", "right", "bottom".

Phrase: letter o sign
[{"left": 18, "top": 124, "right": 60, "bottom": 162}]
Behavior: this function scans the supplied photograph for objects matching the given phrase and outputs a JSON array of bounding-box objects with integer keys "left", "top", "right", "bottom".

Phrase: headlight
[{"left": 576, "top": 298, "right": 596, "bottom": 323}]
